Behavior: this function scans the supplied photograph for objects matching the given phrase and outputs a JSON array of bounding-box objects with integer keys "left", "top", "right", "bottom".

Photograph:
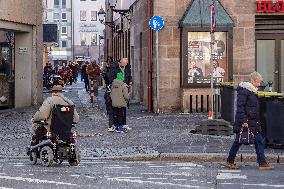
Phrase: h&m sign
[{"left": 257, "top": 0, "right": 284, "bottom": 13}]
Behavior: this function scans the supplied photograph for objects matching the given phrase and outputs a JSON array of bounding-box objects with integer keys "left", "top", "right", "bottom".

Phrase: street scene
[{"left": 1, "top": 0, "right": 284, "bottom": 188}]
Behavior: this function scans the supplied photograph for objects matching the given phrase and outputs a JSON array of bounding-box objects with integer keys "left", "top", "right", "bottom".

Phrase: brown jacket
[
  {"left": 86, "top": 63, "right": 101, "bottom": 80},
  {"left": 33, "top": 93, "right": 79, "bottom": 132},
  {"left": 110, "top": 79, "right": 129, "bottom": 108}
]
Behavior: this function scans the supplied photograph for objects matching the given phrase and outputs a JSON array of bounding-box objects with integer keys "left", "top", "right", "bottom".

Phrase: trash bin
[
  {"left": 257, "top": 92, "right": 284, "bottom": 148},
  {"left": 220, "top": 82, "right": 238, "bottom": 124}
]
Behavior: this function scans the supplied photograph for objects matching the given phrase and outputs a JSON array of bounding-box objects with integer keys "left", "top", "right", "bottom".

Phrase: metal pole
[
  {"left": 99, "top": 38, "right": 101, "bottom": 64},
  {"left": 156, "top": 30, "right": 159, "bottom": 114},
  {"left": 210, "top": 33, "right": 214, "bottom": 119}
]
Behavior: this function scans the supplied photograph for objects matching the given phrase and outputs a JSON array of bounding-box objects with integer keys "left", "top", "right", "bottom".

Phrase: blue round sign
[{"left": 149, "top": 16, "right": 165, "bottom": 31}]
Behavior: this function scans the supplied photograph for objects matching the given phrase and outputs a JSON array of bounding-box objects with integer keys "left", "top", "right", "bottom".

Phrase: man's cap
[
  {"left": 116, "top": 72, "right": 125, "bottom": 80},
  {"left": 52, "top": 85, "right": 63, "bottom": 91}
]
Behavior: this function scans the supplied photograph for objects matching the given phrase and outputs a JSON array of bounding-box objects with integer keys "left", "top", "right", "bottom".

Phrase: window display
[{"left": 188, "top": 32, "right": 227, "bottom": 84}]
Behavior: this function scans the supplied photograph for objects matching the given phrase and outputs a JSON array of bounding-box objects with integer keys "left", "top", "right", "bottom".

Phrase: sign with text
[
  {"left": 18, "top": 47, "right": 28, "bottom": 54},
  {"left": 257, "top": 0, "right": 284, "bottom": 13}
]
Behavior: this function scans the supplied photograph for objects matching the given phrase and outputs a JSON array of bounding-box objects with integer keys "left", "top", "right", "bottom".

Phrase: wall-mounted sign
[
  {"left": 19, "top": 47, "right": 28, "bottom": 54},
  {"left": 257, "top": 0, "right": 284, "bottom": 13},
  {"left": 79, "top": 23, "right": 98, "bottom": 33}
]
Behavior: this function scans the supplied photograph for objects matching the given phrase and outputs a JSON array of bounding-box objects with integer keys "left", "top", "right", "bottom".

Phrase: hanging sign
[{"left": 257, "top": 0, "right": 284, "bottom": 13}]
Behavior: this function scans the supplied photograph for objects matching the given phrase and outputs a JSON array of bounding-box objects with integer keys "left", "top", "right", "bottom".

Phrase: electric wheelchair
[{"left": 27, "top": 104, "right": 80, "bottom": 167}]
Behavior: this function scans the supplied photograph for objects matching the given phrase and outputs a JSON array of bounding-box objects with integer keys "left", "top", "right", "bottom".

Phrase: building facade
[
  {"left": 43, "top": 0, "right": 72, "bottom": 65},
  {"left": 0, "top": 0, "right": 43, "bottom": 109},
  {"left": 73, "top": 0, "right": 105, "bottom": 63},
  {"left": 105, "top": 0, "right": 284, "bottom": 113}
]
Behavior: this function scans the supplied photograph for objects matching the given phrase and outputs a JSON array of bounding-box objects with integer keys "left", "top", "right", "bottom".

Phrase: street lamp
[{"left": 98, "top": 7, "right": 114, "bottom": 28}]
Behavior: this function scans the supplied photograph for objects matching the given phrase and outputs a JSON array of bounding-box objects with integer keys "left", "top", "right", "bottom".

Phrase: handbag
[{"left": 237, "top": 127, "right": 254, "bottom": 145}]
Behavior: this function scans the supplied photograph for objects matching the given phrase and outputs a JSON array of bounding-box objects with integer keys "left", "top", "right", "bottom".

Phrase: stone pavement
[{"left": 0, "top": 81, "right": 283, "bottom": 164}]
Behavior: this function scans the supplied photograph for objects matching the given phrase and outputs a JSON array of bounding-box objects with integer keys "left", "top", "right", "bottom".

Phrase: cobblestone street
[{"left": 0, "top": 81, "right": 283, "bottom": 160}]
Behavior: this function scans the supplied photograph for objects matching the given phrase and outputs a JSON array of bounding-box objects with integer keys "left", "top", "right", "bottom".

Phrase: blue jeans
[{"left": 227, "top": 133, "right": 267, "bottom": 165}]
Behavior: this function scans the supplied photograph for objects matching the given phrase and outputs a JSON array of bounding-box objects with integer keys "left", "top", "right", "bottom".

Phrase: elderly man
[
  {"left": 224, "top": 71, "right": 273, "bottom": 170},
  {"left": 31, "top": 85, "right": 79, "bottom": 146}
]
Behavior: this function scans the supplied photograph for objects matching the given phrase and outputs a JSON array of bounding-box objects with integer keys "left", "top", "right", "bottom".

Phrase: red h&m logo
[{"left": 257, "top": 0, "right": 284, "bottom": 13}]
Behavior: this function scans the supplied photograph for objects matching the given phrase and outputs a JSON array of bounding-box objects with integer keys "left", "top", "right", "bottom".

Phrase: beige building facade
[
  {"left": 105, "top": 0, "right": 284, "bottom": 113},
  {"left": 0, "top": 0, "right": 43, "bottom": 109}
]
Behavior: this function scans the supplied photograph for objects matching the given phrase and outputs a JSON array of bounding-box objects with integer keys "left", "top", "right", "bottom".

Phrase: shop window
[
  {"left": 80, "top": 33, "right": 86, "bottom": 46},
  {"left": 186, "top": 32, "right": 228, "bottom": 86},
  {"left": 80, "top": 10, "right": 87, "bottom": 21},
  {"left": 91, "top": 33, "right": 97, "bottom": 46},
  {"left": 91, "top": 11, "right": 97, "bottom": 21}
]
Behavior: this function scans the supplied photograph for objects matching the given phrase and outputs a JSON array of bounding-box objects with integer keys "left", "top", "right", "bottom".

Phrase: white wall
[{"left": 73, "top": 0, "right": 105, "bottom": 46}]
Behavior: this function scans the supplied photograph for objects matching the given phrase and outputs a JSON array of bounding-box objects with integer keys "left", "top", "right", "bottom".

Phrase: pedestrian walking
[
  {"left": 224, "top": 71, "right": 274, "bottom": 170},
  {"left": 81, "top": 62, "right": 89, "bottom": 91},
  {"left": 110, "top": 73, "right": 129, "bottom": 133},
  {"left": 86, "top": 60, "right": 101, "bottom": 102}
]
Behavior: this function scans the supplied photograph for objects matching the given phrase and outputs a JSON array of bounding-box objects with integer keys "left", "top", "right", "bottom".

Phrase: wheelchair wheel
[
  {"left": 68, "top": 146, "right": 81, "bottom": 166},
  {"left": 40, "top": 146, "right": 54, "bottom": 167},
  {"left": 30, "top": 152, "right": 37, "bottom": 165}
]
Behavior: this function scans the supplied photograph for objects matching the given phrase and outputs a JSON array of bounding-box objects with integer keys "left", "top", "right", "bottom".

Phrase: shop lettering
[{"left": 257, "top": 0, "right": 284, "bottom": 13}]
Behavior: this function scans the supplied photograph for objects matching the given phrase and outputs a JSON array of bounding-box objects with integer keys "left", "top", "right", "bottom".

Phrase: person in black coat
[
  {"left": 106, "top": 58, "right": 132, "bottom": 131},
  {"left": 225, "top": 71, "right": 273, "bottom": 170}
]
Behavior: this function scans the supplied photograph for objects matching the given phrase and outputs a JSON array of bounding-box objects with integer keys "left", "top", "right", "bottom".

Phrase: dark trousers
[
  {"left": 113, "top": 107, "right": 126, "bottom": 127},
  {"left": 106, "top": 104, "right": 114, "bottom": 128},
  {"left": 227, "top": 133, "right": 267, "bottom": 165},
  {"left": 84, "top": 78, "right": 90, "bottom": 91}
]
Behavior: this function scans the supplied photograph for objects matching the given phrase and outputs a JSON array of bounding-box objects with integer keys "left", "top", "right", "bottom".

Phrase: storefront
[
  {"left": 178, "top": 0, "right": 284, "bottom": 113},
  {"left": 0, "top": 30, "right": 15, "bottom": 109}
]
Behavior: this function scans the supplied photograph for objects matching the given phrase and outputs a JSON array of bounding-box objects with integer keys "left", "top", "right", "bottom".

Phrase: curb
[{"left": 2, "top": 153, "right": 282, "bottom": 163}]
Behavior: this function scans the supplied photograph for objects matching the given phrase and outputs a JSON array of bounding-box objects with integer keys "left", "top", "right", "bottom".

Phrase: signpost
[{"left": 149, "top": 16, "right": 165, "bottom": 113}]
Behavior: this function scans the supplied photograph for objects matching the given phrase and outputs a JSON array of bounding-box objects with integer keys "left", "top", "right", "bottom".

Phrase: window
[
  {"left": 61, "top": 41, "right": 67, "bottom": 48},
  {"left": 62, "top": 13, "right": 67, "bottom": 22},
  {"left": 54, "top": 0, "right": 59, "bottom": 8},
  {"left": 91, "top": 33, "right": 97, "bottom": 46},
  {"left": 91, "top": 11, "right": 97, "bottom": 21},
  {"left": 186, "top": 32, "right": 227, "bottom": 85},
  {"left": 53, "top": 13, "right": 60, "bottom": 21},
  {"left": 80, "top": 33, "right": 86, "bottom": 46},
  {"left": 80, "top": 10, "right": 87, "bottom": 21},
  {"left": 62, "top": 0, "right": 66, "bottom": 8},
  {"left": 61, "top": 26, "right": 67, "bottom": 34}
]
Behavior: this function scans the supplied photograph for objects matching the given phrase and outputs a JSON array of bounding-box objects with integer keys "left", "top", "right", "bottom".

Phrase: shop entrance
[
  {"left": 256, "top": 34, "right": 284, "bottom": 93},
  {"left": 256, "top": 16, "right": 284, "bottom": 93}
]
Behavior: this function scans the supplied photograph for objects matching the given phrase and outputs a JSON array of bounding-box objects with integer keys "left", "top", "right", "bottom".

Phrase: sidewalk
[
  {"left": 77, "top": 82, "right": 284, "bottom": 163},
  {"left": 0, "top": 81, "right": 283, "bottom": 163}
]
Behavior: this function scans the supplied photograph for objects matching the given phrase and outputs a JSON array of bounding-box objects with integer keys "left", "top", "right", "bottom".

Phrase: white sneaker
[{"left": 122, "top": 125, "right": 132, "bottom": 130}]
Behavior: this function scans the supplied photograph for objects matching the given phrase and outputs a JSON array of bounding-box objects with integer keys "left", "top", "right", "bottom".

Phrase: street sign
[{"left": 149, "top": 16, "right": 165, "bottom": 31}]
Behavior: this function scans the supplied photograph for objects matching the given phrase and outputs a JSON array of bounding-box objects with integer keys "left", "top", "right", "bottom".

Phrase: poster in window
[{"left": 188, "top": 32, "right": 227, "bottom": 84}]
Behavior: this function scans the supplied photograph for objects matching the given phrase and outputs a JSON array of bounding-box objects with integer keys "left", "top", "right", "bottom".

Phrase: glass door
[
  {"left": 256, "top": 40, "right": 276, "bottom": 91},
  {"left": 256, "top": 34, "right": 284, "bottom": 93}
]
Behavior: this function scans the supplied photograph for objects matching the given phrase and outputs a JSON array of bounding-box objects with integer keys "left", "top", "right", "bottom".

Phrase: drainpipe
[{"left": 147, "top": 0, "right": 153, "bottom": 112}]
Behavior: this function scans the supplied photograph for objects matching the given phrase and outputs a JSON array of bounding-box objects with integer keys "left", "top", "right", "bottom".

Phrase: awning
[{"left": 179, "top": 0, "right": 234, "bottom": 28}]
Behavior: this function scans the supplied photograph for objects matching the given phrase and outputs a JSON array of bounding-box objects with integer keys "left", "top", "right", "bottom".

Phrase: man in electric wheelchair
[{"left": 27, "top": 85, "right": 80, "bottom": 167}]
